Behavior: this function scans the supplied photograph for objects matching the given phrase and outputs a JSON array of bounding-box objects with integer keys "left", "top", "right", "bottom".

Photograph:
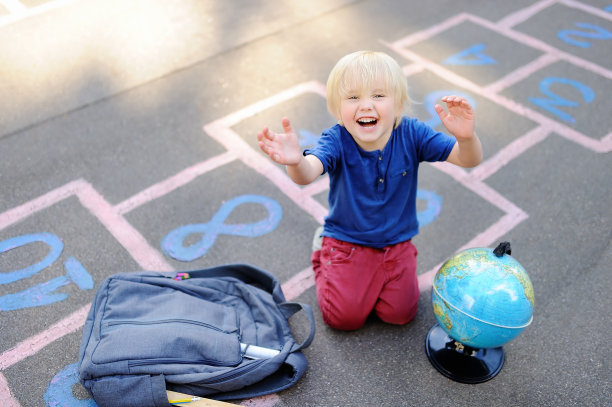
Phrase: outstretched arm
[
  {"left": 257, "top": 117, "right": 323, "bottom": 185},
  {"left": 435, "top": 96, "right": 483, "bottom": 168}
]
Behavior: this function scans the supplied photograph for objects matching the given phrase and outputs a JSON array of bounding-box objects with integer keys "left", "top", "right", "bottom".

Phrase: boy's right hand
[{"left": 257, "top": 118, "right": 303, "bottom": 166}]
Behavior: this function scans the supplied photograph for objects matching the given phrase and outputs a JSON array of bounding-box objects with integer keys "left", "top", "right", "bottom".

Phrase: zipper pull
[{"left": 174, "top": 272, "right": 191, "bottom": 281}]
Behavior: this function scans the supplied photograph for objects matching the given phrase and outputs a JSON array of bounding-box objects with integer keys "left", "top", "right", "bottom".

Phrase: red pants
[{"left": 311, "top": 237, "right": 420, "bottom": 331}]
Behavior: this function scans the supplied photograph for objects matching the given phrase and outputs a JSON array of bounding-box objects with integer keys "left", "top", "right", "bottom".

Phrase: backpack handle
[
  {"left": 279, "top": 302, "right": 316, "bottom": 352},
  {"left": 188, "top": 264, "right": 287, "bottom": 303}
]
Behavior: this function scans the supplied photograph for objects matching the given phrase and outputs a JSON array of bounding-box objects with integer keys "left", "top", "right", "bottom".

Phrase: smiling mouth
[{"left": 357, "top": 118, "right": 377, "bottom": 127}]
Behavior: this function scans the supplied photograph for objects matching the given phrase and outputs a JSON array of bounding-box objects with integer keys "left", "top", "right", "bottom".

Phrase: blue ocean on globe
[{"left": 432, "top": 246, "right": 534, "bottom": 349}]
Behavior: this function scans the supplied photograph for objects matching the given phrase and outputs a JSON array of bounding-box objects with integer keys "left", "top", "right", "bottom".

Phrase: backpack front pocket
[
  {"left": 94, "top": 319, "right": 242, "bottom": 367},
  {"left": 91, "top": 279, "right": 242, "bottom": 367}
]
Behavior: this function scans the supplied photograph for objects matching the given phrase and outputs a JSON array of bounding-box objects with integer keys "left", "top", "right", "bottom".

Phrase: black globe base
[{"left": 425, "top": 324, "right": 505, "bottom": 384}]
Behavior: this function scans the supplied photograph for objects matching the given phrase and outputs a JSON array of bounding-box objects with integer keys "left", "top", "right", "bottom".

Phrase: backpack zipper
[
  {"left": 193, "top": 357, "right": 269, "bottom": 384},
  {"left": 106, "top": 319, "right": 236, "bottom": 334},
  {"left": 128, "top": 357, "right": 241, "bottom": 368}
]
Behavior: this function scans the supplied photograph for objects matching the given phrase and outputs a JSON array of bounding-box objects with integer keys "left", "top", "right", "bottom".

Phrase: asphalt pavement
[{"left": 1, "top": 1, "right": 610, "bottom": 406}]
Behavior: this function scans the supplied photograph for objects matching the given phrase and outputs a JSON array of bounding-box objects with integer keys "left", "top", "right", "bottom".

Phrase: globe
[
  {"left": 425, "top": 242, "right": 534, "bottom": 383},
  {"left": 431, "top": 243, "right": 534, "bottom": 349}
]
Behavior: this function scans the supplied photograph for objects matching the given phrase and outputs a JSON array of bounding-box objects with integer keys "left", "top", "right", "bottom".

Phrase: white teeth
[{"left": 358, "top": 118, "right": 376, "bottom": 123}]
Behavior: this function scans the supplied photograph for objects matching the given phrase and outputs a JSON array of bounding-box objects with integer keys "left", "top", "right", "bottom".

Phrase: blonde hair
[{"left": 326, "top": 51, "right": 409, "bottom": 128}]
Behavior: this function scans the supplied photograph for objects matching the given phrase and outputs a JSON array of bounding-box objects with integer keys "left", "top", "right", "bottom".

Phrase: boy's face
[{"left": 339, "top": 77, "right": 397, "bottom": 152}]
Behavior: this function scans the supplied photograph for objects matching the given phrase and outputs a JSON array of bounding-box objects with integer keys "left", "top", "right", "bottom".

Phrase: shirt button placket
[{"left": 377, "top": 154, "right": 384, "bottom": 191}]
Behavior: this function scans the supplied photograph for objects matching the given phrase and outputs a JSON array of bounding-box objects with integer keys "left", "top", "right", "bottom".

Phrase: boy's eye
[
  {"left": 347, "top": 96, "right": 358, "bottom": 100},
  {"left": 373, "top": 94, "right": 385, "bottom": 98}
]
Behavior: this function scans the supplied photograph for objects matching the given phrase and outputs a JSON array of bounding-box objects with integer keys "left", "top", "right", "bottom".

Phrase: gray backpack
[{"left": 78, "top": 264, "right": 315, "bottom": 406}]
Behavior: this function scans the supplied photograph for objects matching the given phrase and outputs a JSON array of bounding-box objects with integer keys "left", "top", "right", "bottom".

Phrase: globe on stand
[{"left": 425, "top": 242, "right": 534, "bottom": 383}]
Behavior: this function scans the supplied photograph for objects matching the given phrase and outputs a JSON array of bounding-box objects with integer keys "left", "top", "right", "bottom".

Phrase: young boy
[{"left": 257, "top": 50, "right": 482, "bottom": 331}]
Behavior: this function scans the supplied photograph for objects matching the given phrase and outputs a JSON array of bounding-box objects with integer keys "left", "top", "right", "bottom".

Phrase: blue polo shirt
[{"left": 304, "top": 117, "right": 456, "bottom": 248}]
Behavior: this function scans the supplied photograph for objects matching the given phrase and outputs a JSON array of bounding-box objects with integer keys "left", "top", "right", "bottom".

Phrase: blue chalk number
[
  {"left": 558, "top": 22, "right": 612, "bottom": 48},
  {"left": 528, "top": 77, "right": 594, "bottom": 124}
]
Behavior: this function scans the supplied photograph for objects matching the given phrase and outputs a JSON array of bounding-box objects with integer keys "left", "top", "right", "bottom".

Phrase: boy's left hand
[{"left": 434, "top": 96, "right": 475, "bottom": 141}]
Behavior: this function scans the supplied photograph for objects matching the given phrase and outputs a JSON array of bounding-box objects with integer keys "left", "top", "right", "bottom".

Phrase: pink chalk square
[
  {"left": 402, "top": 20, "right": 545, "bottom": 86},
  {"left": 511, "top": 2, "right": 612, "bottom": 69},
  {"left": 499, "top": 60, "right": 612, "bottom": 140},
  {"left": 0, "top": 197, "right": 141, "bottom": 354}
]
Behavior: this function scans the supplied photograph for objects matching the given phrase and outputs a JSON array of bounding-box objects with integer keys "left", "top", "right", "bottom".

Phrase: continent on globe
[{"left": 431, "top": 244, "right": 534, "bottom": 349}]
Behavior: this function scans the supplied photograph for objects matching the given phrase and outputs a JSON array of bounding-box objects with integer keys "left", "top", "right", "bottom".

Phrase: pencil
[{"left": 169, "top": 396, "right": 201, "bottom": 404}]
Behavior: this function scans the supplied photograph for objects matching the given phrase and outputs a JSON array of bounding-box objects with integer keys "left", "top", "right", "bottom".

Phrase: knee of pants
[
  {"left": 377, "top": 299, "right": 419, "bottom": 326},
  {"left": 319, "top": 303, "right": 368, "bottom": 331},
  {"left": 314, "top": 277, "right": 369, "bottom": 330}
]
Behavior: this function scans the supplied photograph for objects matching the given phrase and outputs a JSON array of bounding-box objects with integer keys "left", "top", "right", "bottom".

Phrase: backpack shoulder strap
[{"left": 278, "top": 302, "right": 316, "bottom": 352}]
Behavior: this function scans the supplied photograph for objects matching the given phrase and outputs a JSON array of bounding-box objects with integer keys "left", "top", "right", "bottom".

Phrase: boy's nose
[{"left": 359, "top": 100, "right": 374, "bottom": 110}]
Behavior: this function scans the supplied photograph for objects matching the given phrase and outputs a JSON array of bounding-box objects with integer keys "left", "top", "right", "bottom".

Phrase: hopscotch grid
[
  {"left": 383, "top": 10, "right": 612, "bottom": 152},
  {"left": 0, "top": 168, "right": 312, "bottom": 407},
  {"left": 1, "top": 1, "right": 610, "bottom": 405},
  {"left": 386, "top": 6, "right": 612, "bottom": 80},
  {"left": 467, "top": 13, "right": 612, "bottom": 80},
  {"left": 0, "top": 24, "right": 533, "bottom": 403},
  {"left": 0, "top": 83, "right": 333, "bottom": 403},
  {"left": 0, "top": 150, "right": 320, "bottom": 407}
]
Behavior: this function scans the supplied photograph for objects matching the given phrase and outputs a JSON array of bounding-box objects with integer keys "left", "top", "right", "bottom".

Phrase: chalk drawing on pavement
[
  {"left": 443, "top": 43, "right": 497, "bottom": 65},
  {"left": 162, "top": 194, "right": 283, "bottom": 262},
  {"left": 1, "top": 1, "right": 611, "bottom": 405},
  {"left": 0, "top": 233, "right": 93, "bottom": 312}
]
